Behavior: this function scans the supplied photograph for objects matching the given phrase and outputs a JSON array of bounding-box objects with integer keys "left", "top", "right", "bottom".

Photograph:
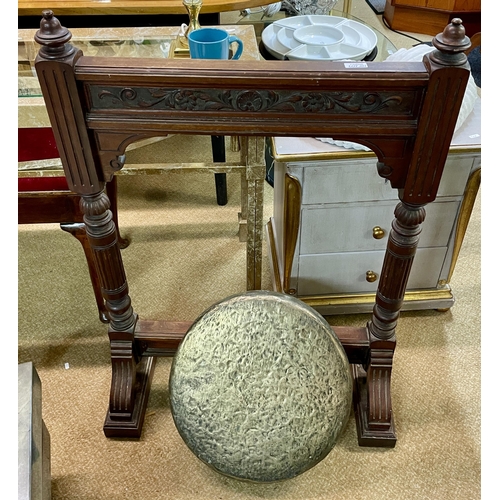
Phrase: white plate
[
  {"left": 293, "top": 25, "right": 344, "bottom": 46},
  {"left": 276, "top": 27, "right": 302, "bottom": 51},
  {"left": 286, "top": 42, "right": 367, "bottom": 61},
  {"left": 261, "top": 15, "right": 377, "bottom": 61}
]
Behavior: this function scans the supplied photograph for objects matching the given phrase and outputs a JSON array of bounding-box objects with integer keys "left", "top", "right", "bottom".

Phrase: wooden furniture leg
[
  {"left": 60, "top": 222, "right": 109, "bottom": 323},
  {"left": 211, "top": 135, "right": 228, "bottom": 206},
  {"left": 105, "top": 176, "right": 129, "bottom": 249},
  {"left": 74, "top": 188, "right": 151, "bottom": 437},
  {"left": 241, "top": 136, "right": 265, "bottom": 291},
  {"left": 238, "top": 169, "right": 249, "bottom": 243},
  {"left": 18, "top": 176, "right": 127, "bottom": 324},
  {"left": 353, "top": 201, "right": 425, "bottom": 446}
]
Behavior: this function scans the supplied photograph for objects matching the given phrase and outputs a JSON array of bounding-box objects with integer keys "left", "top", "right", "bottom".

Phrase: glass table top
[
  {"left": 19, "top": 11, "right": 397, "bottom": 98},
  {"left": 18, "top": 25, "right": 261, "bottom": 98},
  {"left": 19, "top": 36, "right": 171, "bottom": 97}
]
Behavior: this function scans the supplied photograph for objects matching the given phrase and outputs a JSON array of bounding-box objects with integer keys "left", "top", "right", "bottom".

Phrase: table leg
[
  {"left": 77, "top": 188, "right": 144, "bottom": 437},
  {"left": 211, "top": 135, "right": 227, "bottom": 206},
  {"left": 106, "top": 176, "right": 129, "bottom": 249},
  {"left": 238, "top": 169, "right": 248, "bottom": 242},
  {"left": 60, "top": 222, "right": 109, "bottom": 324},
  {"left": 243, "top": 137, "right": 265, "bottom": 290},
  {"left": 353, "top": 200, "right": 426, "bottom": 447},
  {"left": 342, "top": 0, "right": 352, "bottom": 17}
]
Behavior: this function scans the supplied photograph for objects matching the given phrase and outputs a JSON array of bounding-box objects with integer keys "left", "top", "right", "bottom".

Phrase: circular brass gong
[{"left": 169, "top": 291, "right": 352, "bottom": 483}]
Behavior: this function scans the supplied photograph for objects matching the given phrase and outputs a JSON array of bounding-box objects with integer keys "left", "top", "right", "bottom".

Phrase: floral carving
[{"left": 95, "top": 87, "right": 410, "bottom": 115}]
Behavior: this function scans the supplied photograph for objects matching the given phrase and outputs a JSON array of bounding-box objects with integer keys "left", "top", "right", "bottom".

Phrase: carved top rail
[{"left": 34, "top": 11, "right": 471, "bottom": 205}]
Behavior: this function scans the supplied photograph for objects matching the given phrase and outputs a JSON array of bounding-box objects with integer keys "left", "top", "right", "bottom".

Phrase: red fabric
[
  {"left": 18, "top": 127, "right": 68, "bottom": 192},
  {"left": 18, "top": 127, "right": 59, "bottom": 162},
  {"left": 18, "top": 176, "right": 69, "bottom": 192}
]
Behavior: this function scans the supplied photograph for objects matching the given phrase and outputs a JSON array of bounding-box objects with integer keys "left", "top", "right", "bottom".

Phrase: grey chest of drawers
[{"left": 266, "top": 100, "right": 481, "bottom": 315}]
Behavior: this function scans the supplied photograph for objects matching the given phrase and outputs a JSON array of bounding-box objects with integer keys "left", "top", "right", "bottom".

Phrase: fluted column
[
  {"left": 357, "top": 18, "right": 471, "bottom": 446},
  {"left": 34, "top": 10, "right": 141, "bottom": 434}
]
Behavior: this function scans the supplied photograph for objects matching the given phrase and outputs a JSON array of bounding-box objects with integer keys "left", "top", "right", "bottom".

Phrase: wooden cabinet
[
  {"left": 383, "top": 0, "right": 480, "bottom": 36},
  {"left": 266, "top": 100, "right": 481, "bottom": 315},
  {"left": 389, "top": 0, "right": 480, "bottom": 8}
]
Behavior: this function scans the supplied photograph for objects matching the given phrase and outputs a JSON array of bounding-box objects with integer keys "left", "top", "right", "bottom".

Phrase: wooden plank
[{"left": 135, "top": 319, "right": 192, "bottom": 356}]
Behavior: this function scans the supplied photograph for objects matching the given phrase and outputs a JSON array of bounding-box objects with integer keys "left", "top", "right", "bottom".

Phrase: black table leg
[{"left": 211, "top": 135, "right": 227, "bottom": 206}]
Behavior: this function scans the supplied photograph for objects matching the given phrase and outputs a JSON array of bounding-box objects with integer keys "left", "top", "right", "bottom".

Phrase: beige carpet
[
  {"left": 18, "top": 3, "right": 481, "bottom": 499},
  {"left": 18, "top": 140, "right": 481, "bottom": 499}
]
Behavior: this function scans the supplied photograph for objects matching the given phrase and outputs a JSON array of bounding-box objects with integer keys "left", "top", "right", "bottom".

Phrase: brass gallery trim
[
  {"left": 265, "top": 220, "right": 282, "bottom": 294},
  {"left": 300, "top": 288, "right": 454, "bottom": 307},
  {"left": 270, "top": 141, "right": 480, "bottom": 164},
  {"left": 446, "top": 167, "right": 481, "bottom": 283},
  {"left": 283, "top": 173, "right": 301, "bottom": 295}
]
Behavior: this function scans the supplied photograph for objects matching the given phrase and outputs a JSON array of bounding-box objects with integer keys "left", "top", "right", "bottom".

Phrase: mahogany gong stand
[{"left": 33, "top": 11, "right": 471, "bottom": 447}]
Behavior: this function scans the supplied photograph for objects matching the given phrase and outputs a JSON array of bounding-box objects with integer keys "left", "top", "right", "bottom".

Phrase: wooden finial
[
  {"left": 430, "top": 18, "right": 471, "bottom": 65},
  {"left": 34, "top": 10, "right": 75, "bottom": 59}
]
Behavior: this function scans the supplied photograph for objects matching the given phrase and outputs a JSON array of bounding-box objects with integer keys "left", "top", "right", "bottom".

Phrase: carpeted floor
[
  {"left": 18, "top": 2, "right": 482, "bottom": 499},
  {"left": 18, "top": 147, "right": 481, "bottom": 500}
]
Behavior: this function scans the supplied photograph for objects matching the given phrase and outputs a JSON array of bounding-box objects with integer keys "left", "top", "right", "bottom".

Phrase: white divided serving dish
[{"left": 262, "top": 15, "right": 377, "bottom": 61}]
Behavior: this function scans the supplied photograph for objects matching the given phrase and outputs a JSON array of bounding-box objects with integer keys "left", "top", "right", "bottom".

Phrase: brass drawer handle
[
  {"left": 366, "top": 270, "right": 378, "bottom": 283},
  {"left": 372, "top": 226, "right": 385, "bottom": 239}
]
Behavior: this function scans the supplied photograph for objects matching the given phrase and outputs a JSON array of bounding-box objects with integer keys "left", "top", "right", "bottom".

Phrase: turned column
[
  {"left": 34, "top": 11, "right": 141, "bottom": 435},
  {"left": 361, "top": 201, "right": 425, "bottom": 443},
  {"left": 360, "top": 18, "right": 471, "bottom": 445}
]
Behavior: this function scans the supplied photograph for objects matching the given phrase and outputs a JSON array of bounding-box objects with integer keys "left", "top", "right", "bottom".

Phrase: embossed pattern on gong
[{"left": 169, "top": 291, "right": 352, "bottom": 482}]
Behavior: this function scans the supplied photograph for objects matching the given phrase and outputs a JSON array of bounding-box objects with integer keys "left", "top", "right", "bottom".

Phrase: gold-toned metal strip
[
  {"left": 265, "top": 220, "right": 283, "bottom": 293},
  {"left": 300, "top": 287, "right": 454, "bottom": 308},
  {"left": 448, "top": 145, "right": 481, "bottom": 154},
  {"left": 446, "top": 167, "right": 481, "bottom": 283},
  {"left": 341, "top": 0, "right": 352, "bottom": 17},
  {"left": 283, "top": 173, "right": 302, "bottom": 294},
  {"left": 270, "top": 139, "right": 479, "bottom": 165},
  {"left": 271, "top": 148, "right": 375, "bottom": 164}
]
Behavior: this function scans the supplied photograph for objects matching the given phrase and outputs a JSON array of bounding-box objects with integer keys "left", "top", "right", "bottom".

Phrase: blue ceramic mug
[{"left": 188, "top": 28, "right": 243, "bottom": 60}]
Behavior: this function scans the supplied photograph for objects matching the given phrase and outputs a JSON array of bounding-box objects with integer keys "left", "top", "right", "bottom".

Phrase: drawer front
[
  {"left": 297, "top": 247, "right": 448, "bottom": 296},
  {"left": 438, "top": 155, "right": 476, "bottom": 196},
  {"left": 300, "top": 160, "right": 396, "bottom": 205},
  {"left": 299, "top": 200, "right": 460, "bottom": 254},
  {"left": 296, "top": 154, "right": 475, "bottom": 205}
]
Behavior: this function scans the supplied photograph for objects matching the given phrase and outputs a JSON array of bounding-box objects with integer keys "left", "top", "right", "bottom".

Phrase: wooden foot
[
  {"left": 103, "top": 356, "right": 157, "bottom": 438},
  {"left": 351, "top": 363, "right": 397, "bottom": 447}
]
